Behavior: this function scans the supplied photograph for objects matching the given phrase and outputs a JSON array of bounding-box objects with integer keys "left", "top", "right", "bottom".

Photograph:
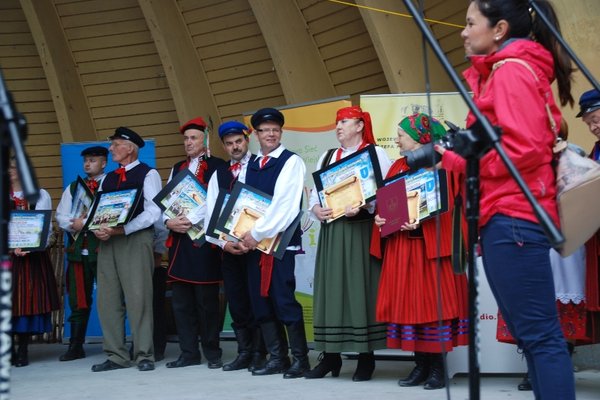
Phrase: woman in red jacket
[{"left": 438, "top": 1, "right": 575, "bottom": 399}]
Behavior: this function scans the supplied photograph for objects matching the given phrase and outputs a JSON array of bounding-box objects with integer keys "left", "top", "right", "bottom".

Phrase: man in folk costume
[
  {"left": 55, "top": 145, "right": 107, "bottom": 361},
  {"left": 91, "top": 127, "right": 162, "bottom": 372},
  {"left": 163, "top": 117, "right": 226, "bottom": 369},
  {"left": 204, "top": 121, "right": 272, "bottom": 372},
  {"left": 306, "top": 106, "right": 391, "bottom": 381},
  {"left": 240, "top": 108, "right": 310, "bottom": 379}
]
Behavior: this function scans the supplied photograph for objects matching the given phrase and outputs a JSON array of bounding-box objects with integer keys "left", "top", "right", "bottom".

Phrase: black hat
[
  {"left": 80, "top": 146, "right": 108, "bottom": 158},
  {"left": 109, "top": 127, "right": 145, "bottom": 148},
  {"left": 576, "top": 89, "right": 600, "bottom": 118},
  {"left": 250, "top": 108, "right": 284, "bottom": 129}
]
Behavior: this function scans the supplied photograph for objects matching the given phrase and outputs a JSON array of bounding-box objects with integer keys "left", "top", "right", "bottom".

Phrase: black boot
[
  {"left": 60, "top": 322, "right": 87, "bottom": 361},
  {"left": 14, "top": 333, "right": 29, "bottom": 367},
  {"left": 398, "top": 352, "right": 430, "bottom": 386},
  {"left": 252, "top": 321, "right": 290, "bottom": 376},
  {"left": 423, "top": 353, "right": 445, "bottom": 390},
  {"left": 305, "top": 352, "right": 342, "bottom": 379},
  {"left": 517, "top": 372, "right": 532, "bottom": 391},
  {"left": 223, "top": 327, "right": 253, "bottom": 371},
  {"left": 352, "top": 352, "right": 375, "bottom": 382},
  {"left": 248, "top": 326, "right": 267, "bottom": 372},
  {"left": 283, "top": 321, "right": 310, "bottom": 379}
]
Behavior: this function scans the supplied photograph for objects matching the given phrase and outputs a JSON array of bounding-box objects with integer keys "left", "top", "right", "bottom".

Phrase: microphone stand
[
  {"left": 401, "top": 1, "right": 566, "bottom": 399},
  {"left": 0, "top": 69, "right": 40, "bottom": 400}
]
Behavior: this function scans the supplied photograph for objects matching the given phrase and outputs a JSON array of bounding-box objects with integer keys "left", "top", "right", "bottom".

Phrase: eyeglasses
[{"left": 256, "top": 128, "right": 281, "bottom": 134}]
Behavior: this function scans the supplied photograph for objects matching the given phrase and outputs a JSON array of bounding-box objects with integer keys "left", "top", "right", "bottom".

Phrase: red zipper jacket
[{"left": 442, "top": 39, "right": 560, "bottom": 228}]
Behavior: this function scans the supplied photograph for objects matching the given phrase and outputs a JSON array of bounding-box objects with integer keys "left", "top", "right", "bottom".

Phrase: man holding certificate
[
  {"left": 204, "top": 121, "right": 268, "bottom": 372},
  {"left": 55, "top": 145, "right": 107, "bottom": 361},
  {"left": 163, "top": 117, "right": 226, "bottom": 370},
  {"left": 306, "top": 106, "right": 391, "bottom": 381},
  {"left": 240, "top": 108, "right": 310, "bottom": 379},
  {"left": 91, "top": 127, "right": 162, "bottom": 372}
]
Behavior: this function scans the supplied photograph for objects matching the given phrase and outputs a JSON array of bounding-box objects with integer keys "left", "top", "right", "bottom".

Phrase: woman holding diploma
[
  {"left": 372, "top": 113, "right": 468, "bottom": 390},
  {"left": 306, "top": 106, "right": 391, "bottom": 381},
  {"left": 8, "top": 158, "right": 60, "bottom": 367}
]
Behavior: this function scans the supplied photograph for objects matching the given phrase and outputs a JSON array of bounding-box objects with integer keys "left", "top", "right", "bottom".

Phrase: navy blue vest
[
  {"left": 245, "top": 149, "right": 302, "bottom": 246},
  {"left": 102, "top": 163, "right": 152, "bottom": 221}
]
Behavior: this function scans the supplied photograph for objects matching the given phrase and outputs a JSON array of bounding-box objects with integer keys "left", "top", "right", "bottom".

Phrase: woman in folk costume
[
  {"left": 8, "top": 158, "right": 60, "bottom": 367},
  {"left": 372, "top": 113, "right": 468, "bottom": 390},
  {"left": 306, "top": 106, "right": 391, "bottom": 381}
]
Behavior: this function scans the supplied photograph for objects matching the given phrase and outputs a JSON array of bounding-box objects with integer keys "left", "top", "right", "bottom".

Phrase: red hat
[
  {"left": 336, "top": 106, "right": 376, "bottom": 145},
  {"left": 179, "top": 117, "right": 207, "bottom": 134}
]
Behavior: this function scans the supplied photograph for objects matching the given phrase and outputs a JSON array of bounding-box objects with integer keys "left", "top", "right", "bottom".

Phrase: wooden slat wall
[
  {"left": 297, "top": 0, "right": 390, "bottom": 97},
  {"left": 180, "top": 0, "right": 286, "bottom": 120},
  {"left": 425, "top": 0, "right": 469, "bottom": 76},
  {"left": 0, "top": 0, "right": 63, "bottom": 202},
  {"left": 55, "top": 0, "right": 182, "bottom": 179}
]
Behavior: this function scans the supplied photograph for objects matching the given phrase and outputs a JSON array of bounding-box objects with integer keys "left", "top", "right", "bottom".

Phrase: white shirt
[
  {"left": 251, "top": 145, "right": 306, "bottom": 244},
  {"left": 204, "top": 152, "right": 253, "bottom": 249},
  {"left": 55, "top": 174, "right": 106, "bottom": 234},
  {"left": 12, "top": 189, "right": 53, "bottom": 248},
  {"left": 164, "top": 154, "right": 207, "bottom": 225},
  {"left": 100, "top": 159, "right": 162, "bottom": 235},
  {"left": 308, "top": 144, "right": 392, "bottom": 220}
]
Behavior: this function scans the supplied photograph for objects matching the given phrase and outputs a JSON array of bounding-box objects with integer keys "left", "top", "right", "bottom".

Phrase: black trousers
[
  {"left": 221, "top": 253, "right": 255, "bottom": 330},
  {"left": 171, "top": 281, "right": 222, "bottom": 362}
]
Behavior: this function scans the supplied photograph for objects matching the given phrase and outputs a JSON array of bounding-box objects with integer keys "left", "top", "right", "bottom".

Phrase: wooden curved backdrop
[{"left": 1, "top": 0, "right": 598, "bottom": 205}]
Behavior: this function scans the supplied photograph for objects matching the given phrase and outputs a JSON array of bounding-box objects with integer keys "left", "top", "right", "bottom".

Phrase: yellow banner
[{"left": 360, "top": 93, "right": 469, "bottom": 161}]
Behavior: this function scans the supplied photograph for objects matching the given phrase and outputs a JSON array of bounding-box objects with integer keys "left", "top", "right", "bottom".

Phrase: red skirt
[
  {"left": 11, "top": 250, "right": 60, "bottom": 317},
  {"left": 377, "top": 231, "right": 469, "bottom": 352}
]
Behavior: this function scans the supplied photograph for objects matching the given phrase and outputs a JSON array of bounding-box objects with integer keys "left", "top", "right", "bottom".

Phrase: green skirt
[{"left": 312, "top": 217, "right": 386, "bottom": 352}]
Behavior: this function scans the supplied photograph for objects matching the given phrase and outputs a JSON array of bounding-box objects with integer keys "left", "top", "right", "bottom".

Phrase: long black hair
[{"left": 473, "top": 0, "right": 574, "bottom": 107}]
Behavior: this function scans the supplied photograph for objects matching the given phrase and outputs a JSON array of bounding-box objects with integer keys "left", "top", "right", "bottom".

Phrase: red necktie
[
  {"left": 260, "top": 156, "right": 270, "bottom": 169},
  {"left": 115, "top": 167, "right": 127, "bottom": 186},
  {"left": 229, "top": 162, "right": 241, "bottom": 177}
]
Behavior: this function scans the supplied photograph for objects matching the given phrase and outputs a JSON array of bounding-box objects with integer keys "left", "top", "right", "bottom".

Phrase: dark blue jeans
[{"left": 480, "top": 214, "right": 575, "bottom": 400}]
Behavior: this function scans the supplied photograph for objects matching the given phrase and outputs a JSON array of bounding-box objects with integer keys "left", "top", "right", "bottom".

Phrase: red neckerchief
[
  {"left": 180, "top": 155, "right": 207, "bottom": 186},
  {"left": 335, "top": 140, "right": 368, "bottom": 162},
  {"left": 86, "top": 178, "right": 99, "bottom": 193},
  {"left": 10, "top": 191, "right": 28, "bottom": 210},
  {"left": 115, "top": 167, "right": 127, "bottom": 187}
]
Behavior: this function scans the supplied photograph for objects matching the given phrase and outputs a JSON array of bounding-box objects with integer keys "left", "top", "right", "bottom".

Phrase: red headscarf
[{"left": 335, "top": 106, "right": 376, "bottom": 145}]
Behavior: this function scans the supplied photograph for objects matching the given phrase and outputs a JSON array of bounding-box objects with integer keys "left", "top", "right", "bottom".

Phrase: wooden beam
[
  {"left": 248, "top": 0, "right": 336, "bottom": 104},
  {"left": 138, "top": 0, "right": 220, "bottom": 127},
  {"left": 19, "top": 0, "right": 96, "bottom": 142},
  {"left": 356, "top": 0, "right": 455, "bottom": 93}
]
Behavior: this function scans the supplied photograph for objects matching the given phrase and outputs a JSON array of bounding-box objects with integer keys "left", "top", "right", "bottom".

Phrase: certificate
[
  {"left": 322, "top": 174, "right": 365, "bottom": 221},
  {"left": 383, "top": 168, "right": 448, "bottom": 223},
  {"left": 9, "top": 210, "right": 52, "bottom": 250},
  {"left": 85, "top": 187, "right": 141, "bottom": 230},
  {"left": 205, "top": 191, "right": 237, "bottom": 242},
  {"left": 153, "top": 169, "right": 207, "bottom": 244},
  {"left": 216, "top": 182, "right": 301, "bottom": 259},
  {"left": 69, "top": 176, "right": 94, "bottom": 241},
  {"left": 313, "top": 145, "right": 383, "bottom": 223}
]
